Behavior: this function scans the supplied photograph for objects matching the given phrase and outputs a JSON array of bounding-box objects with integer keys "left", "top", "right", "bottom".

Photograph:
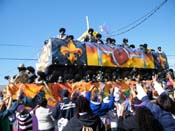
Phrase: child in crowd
[{"left": 16, "top": 105, "right": 34, "bottom": 131}]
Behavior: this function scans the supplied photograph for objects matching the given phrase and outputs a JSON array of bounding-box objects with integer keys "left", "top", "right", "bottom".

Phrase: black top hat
[
  {"left": 18, "top": 64, "right": 26, "bottom": 70},
  {"left": 27, "top": 66, "right": 35, "bottom": 73}
]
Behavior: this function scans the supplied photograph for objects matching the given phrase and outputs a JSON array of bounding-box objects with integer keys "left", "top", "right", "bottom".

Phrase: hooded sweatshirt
[{"left": 63, "top": 113, "right": 105, "bottom": 131}]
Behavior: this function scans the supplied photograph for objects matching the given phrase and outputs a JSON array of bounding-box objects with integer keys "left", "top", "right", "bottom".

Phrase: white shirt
[{"left": 35, "top": 106, "right": 54, "bottom": 130}]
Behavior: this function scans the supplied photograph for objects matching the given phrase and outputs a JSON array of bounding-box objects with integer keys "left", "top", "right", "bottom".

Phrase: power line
[
  {"left": 0, "top": 55, "right": 174, "bottom": 61},
  {"left": 0, "top": 43, "right": 40, "bottom": 48},
  {"left": 111, "top": 2, "right": 162, "bottom": 33},
  {"left": 167, "top": 55, "right": 175, "bottom": 56},
  {"left": 0, "top": 49, "right": 41, "bottom": 77},
  {"left": 108, "top": 0, "right": 168, "bottom": 37},
  {"left": 0, "top": 67, "right": 17, "bottom": 77},
  {"left": 0, "top": 58, "right": 37, "bottom": 61}
]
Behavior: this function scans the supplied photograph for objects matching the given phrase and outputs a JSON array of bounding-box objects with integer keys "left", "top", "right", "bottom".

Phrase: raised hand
[
  {"left": 110, "top": 87, "right": 114, "bottom": 94},
  {"left": 152, "top": 74, "right": 158, "bottom": 82}
]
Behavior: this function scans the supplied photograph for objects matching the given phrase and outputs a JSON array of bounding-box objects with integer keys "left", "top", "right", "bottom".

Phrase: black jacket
[
  {"left": 52, "top": 98, "right": 76, "bottom": 120},
  {"left": 118, "top": 116, "right": 140, "bottom": 131},
  {"left": 63, "top": 113, "right": 105, "bottom": 131}
]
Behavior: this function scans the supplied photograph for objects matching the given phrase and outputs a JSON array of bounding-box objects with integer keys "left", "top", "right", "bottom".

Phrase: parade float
[{"left": 6, "top": 37, "right": 169, "bottom": 107}]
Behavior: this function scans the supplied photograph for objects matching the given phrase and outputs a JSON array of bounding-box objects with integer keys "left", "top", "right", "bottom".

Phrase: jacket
[
  {"left": 86, "top": 91, "right": 114, "bottom": 116},
  {"left": 52, "top": 97, "right": 76, "bottom": 120},
  {"left": 63, "top": 113, "right": 105, "bottom": 131},
  {"left": 142, "top": 96, "right": 175, "bottom": 131},
  {"left": 0, "top": 101, "right": 19, "bottom": 131},
  {"left": 118, "top": 115, "right": 140, "bottom": 131}
]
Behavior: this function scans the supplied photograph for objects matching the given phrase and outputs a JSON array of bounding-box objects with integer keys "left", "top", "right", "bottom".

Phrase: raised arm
[{"left": 152, "top": 75, "right": 165, "bottom": 95}]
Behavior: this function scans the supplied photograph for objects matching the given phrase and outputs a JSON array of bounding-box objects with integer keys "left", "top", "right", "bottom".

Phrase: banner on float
[{"left": 37, "top": 39, "right": 169, "bottom": 70}]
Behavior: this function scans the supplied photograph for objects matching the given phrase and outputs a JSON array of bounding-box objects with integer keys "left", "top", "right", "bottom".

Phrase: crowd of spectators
[{"left": 1, "top": 70, "right": 175, "bottom": 131}]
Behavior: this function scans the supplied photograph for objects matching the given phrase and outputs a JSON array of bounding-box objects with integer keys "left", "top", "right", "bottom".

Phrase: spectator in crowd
[
  {"left": 166, "top": 70, "right": 175, "bottom": 99},
  {"left": 84, "top": 28, "right": 96, "bottom": 42},
  {"left": 156, "top": 93, "right": 175, "bottom": 118},
  {"left": 152, "top": 74, "right": 175, "bottom": 118},
  {"left": 19, "top": 86, "right": 45, "bottom": 108},
  {"left": 63, "top": 95, "right": 105, "bottom": 131},
  {"left": 85, "top": 85, "right": 115, "bottom": 116},
  {"left": 117, "top": 87, "right": 164, "bottom": 131},
  {"left": 57, "top": 28, "right": 68, "bottom": 40},
  {"left": 70, "top": 88, "right": 80, "bottom": 103},
  {"left": 167, "top": 69, "right": 175, "bottom": 80},
  {"left": 135, "top": 79, "right": 175, "bottom": 131},
  {"left": 16, "top": 105, "right": 35, "bottom": 131},
  {"left": 0, "top": 88, "right": 19, "bottom": 131},
  {"left": 52, "top": 89, "right": 76, "bottom": 131},
  {"left": 35, "top": 98, "right": 55, "bottom": 131},
  {"left": 96, "top": 33, "right": 104, "bottom": 44}
]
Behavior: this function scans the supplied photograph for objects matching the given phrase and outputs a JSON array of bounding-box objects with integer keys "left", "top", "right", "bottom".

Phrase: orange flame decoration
[{"left": 60, "top": 40, "right": 83, "bottom": 64}]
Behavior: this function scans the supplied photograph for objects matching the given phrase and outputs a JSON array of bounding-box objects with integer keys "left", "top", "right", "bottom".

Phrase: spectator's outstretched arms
[
  {"left": 152, "top": 75, "right": 165, "bottom": 95},
  {"left": 136, "top": 83, "right": 147, "bottom": 100},
  {"left": 0, "top": 101, "right": 18, "bottom": 120}
]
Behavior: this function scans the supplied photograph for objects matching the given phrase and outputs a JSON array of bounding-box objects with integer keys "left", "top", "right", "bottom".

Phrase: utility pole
[{"left": 86, "top": 16, "right": 90, "bottom": 30}]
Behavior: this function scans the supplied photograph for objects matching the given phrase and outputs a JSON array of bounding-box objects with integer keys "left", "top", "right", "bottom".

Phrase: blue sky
[{"left": 0, "top": 0, "right": 175, "bottom": 85}]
